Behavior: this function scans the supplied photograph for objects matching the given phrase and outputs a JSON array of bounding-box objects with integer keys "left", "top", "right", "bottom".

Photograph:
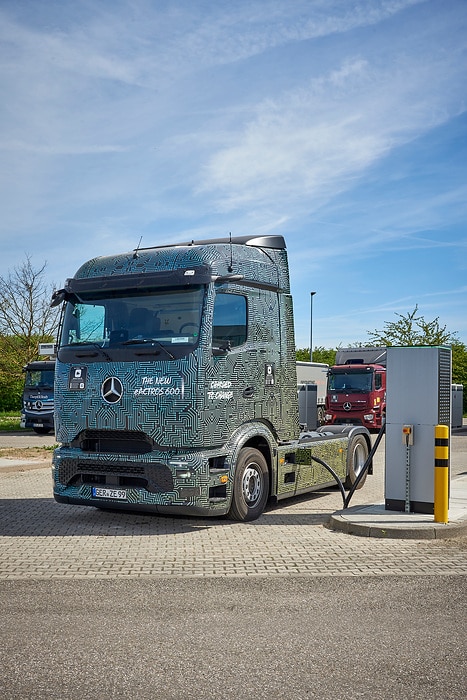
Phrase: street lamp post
[{"left": 310, "top": 291, "right": 316, "bottom": 362}]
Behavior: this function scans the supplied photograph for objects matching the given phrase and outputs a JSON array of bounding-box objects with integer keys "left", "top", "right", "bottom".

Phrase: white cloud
[
  {"left": 0, "top": 0, "right": 466, "bottom": 345},
  {"left": 198, "top": 41, "right": 465, "bottom": 217}
]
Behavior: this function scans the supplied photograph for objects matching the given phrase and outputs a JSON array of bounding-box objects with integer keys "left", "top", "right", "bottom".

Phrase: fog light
[{"left": 364, "top": 414, "right": 374, "bottom": 421}]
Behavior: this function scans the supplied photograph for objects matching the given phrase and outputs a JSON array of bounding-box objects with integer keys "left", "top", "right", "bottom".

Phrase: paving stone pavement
[{"left": 1, "top": 450, "right": 466, "bottom": 579}]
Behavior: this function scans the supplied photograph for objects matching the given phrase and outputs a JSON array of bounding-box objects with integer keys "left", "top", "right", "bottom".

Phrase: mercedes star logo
[
  {"left": 343, "top": 402, "right": 352, "bottom": 411},
  {"left": 101, "top": 377, "right": 124, "bottom": 404},
  {"left": 35, "top": 400, "right": 43, "bottom": 410}
]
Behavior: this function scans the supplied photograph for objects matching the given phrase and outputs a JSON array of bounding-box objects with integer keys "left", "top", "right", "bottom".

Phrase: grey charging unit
[
  {"left": 452, "top": 384, "right": 463, "bottom": 429},
  {"left": 298, "top": 383, "right": 318, "bottom": 431},
  {"left": 385, "top": 346, "right": 451, "bottom": 514}
]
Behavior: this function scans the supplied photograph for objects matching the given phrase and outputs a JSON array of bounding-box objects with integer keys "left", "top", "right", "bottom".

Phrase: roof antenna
[
  {"left": 133, "top": 236, "right": 143, "bottom": 259},
  {"left": 228, "top": 232, "right": 233, "bottom": 272}
]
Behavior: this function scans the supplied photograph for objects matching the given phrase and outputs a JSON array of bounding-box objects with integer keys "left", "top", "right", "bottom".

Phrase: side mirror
[{"left": 51, "top": 289, "right": 66, "bottom": 307}]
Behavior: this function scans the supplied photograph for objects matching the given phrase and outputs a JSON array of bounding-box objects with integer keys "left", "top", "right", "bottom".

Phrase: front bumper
[{"left": 52, "top": 446, "right": 231, "bottom": 517}]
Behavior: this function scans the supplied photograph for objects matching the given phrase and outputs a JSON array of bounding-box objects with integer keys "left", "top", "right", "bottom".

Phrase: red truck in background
[{"left": 324, "top": 347, "right": 386, "bottom": 430}]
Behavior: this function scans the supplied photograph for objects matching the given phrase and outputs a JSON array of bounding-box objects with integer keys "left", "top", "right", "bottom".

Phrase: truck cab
[
  {"left": 325, "top": 363, "right": 386, "bottom": 429},
  {"left": 324, "top": 348, "right": 387, "bottom": 430},
  {"left": 51, "top": 236, "right": 371, "bottom": 521},
  {"left": 20, "top": 360, "right": 55, "bottom": 434}
]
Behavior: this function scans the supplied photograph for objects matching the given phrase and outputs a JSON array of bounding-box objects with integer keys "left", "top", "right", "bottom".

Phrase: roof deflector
[{"left": 137, "top": 235, "right": 286, "bottom": 252}]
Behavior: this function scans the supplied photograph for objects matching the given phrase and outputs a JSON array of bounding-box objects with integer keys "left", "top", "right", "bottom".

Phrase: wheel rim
[
  {"left": 353, "top": 442, "right": 366, "bottom": 478},
  {"left": 242, "top": 465, "right": 262, "bottom": 505}
]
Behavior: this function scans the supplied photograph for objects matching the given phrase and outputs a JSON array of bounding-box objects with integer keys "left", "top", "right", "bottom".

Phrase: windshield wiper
[
  {"left": 63, "top": 342, "right": 112, "bottom": 361},
  {"left": 122, "top": 338, "right": 175, "bottom": 359}
]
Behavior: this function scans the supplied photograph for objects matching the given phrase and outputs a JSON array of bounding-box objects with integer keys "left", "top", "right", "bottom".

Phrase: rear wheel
[
  {"left": 228, "top": 447, "right": 269, "bottom": 522},
  {"left": 344, "top": 435, "right": 369, "bottom": 490}
]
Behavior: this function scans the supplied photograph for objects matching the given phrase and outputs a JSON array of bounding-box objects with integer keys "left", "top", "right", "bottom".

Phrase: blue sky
[{"left": 1, "top": 0, "right": 466, "bottom": 349}]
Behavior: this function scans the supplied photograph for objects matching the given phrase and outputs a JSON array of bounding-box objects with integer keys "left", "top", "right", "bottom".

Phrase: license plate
[
  {"left": 33, "top": 423, "right": 44, "bottom": 428},
  {"left": 92, "top": 487, "right": 127, "bottom": 500}
]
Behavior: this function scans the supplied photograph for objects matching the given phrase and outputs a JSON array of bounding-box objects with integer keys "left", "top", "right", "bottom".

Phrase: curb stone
[{"left": 327, "top": 508, "right": 467, "bottom": 540}]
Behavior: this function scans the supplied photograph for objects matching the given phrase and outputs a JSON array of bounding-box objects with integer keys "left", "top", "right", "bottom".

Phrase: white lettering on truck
[
  {"left": 207, "top": 381, "right": 233, "bottom": 400},
  {"left": 134, "top": 375, "right": 181, "bottom": 397}
]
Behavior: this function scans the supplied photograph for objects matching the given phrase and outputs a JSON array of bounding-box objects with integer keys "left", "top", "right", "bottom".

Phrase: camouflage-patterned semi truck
[{"left": 51, "top": 235, "right": 371, "bottom": 521}]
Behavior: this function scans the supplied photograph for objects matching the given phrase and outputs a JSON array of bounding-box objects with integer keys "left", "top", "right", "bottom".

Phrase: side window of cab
[{"left": 212, "top": 293, "right": 247, "bottom": 348}]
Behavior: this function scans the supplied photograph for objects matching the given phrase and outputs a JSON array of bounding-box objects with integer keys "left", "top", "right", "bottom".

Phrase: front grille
[
  {"left": 71, "top": 429, "right": 154, "bottom": 454},
  {"left": 58, "top": 458, "right": 174, "bottom": 493},
  {"left": 29, "top": 400, "right": 54, "bottom": 413}
]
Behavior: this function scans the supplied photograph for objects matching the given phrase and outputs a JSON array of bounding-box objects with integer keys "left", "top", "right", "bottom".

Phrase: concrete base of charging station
[{"left": 328, "top": 475, "right": 467, "bottom": 540}]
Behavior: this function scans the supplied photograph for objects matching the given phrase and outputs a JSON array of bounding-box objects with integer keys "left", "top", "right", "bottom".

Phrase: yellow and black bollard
[{"left": 434, "top": 424, "right": 449, "bottom": 523}]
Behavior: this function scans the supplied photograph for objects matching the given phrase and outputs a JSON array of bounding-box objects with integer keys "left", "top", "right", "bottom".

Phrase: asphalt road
[
  {"left": 1, "top": 427, "right": 466, "bottom": 699},
  {"left": 1, "top": 576, "right": 466, "bottom": 700}
]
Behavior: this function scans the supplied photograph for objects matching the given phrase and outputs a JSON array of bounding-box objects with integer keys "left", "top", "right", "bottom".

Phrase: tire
[
  {"left": 344, "top": 435, "right": 369, "bottom": 490},
  {"left": 228, "top": 447, "right": 269, "bottom": 522},
  {"left": 317, "top": 405, "right": 326, "bottom": 426}
]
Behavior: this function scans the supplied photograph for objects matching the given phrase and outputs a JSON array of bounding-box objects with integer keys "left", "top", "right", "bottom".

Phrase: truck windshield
[
  {"left": 25, "top": 370, "right": 54, "bottom": 389},
  {"left": 328, "top": 371, "right": 373, "bottom": 393},
  {"left": 60, "top": 286, "right": 204, "bottom": 351}
]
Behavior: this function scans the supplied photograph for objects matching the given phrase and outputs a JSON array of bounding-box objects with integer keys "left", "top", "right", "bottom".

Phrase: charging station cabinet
[
  {"left": 385, "top": 346, "right": 451, "bottom": 514},
  {"left": 298, "top": 383, "right": 318, "bottom": 431},
  {"left": 452, "top": 384, "right": 463, "bottom": 428}
]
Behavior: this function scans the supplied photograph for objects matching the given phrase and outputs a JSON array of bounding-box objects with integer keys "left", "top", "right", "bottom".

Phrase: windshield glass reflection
[
  {"left": 60, "top": 286, "right": 204, "bottom": 350},
  {"left": 328, "top": 371, "right": 373, "bottom": 393}
]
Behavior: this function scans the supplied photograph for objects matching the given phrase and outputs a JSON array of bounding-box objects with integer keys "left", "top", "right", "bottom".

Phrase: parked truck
[
  {"left": 20, "top": 360, "right": 55, "bottom": 434},
  {"left": 50, "top": 235, "right": 372, "bottom": 521},
  {"left": 324, "top": 347, "right": 386, "bottom": 430}
]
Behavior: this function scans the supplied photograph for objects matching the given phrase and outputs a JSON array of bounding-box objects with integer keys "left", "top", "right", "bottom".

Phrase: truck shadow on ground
[
  {"left": 0, "top": 490, "right": 335, "bottom": 537},
  {"left": 0, "top": 498, "right": 217, "bottom": 537}
]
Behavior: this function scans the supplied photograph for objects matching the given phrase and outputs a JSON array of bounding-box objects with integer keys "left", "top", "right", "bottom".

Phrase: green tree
[
  {"left": 296, "top": 348, "right": 310, "bottom": 362},
  {"left": 296, "top": 347, "right": 337, "bottom": 365},
  {"left": 297, "top": 307, "right": 467, "bottom": 414},
  {"left": 0, "top": 336, "right": 26, "bottom": 411},
  {"left": 310, "top": 346, "right": 337, "bottom": 366},
  {"left": 0, "top": 256, "right": 59, "bottom": 410},
  {"left": 367, "top": 305, "right": 456, "bottom": 346},
  {"left": 368, "top": 305, "right": 466, "bottom": 413}
]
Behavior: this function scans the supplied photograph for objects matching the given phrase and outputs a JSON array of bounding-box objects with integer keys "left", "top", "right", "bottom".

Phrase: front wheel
[
  {"left": 228, "top": 447, "right": 269, "bottom": 522},
  {"left": 344, "top": 435, "right": 369, "bottom": 490},
  {"left": 317, "top": 405, "right": 326, "bottom": 426}
]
